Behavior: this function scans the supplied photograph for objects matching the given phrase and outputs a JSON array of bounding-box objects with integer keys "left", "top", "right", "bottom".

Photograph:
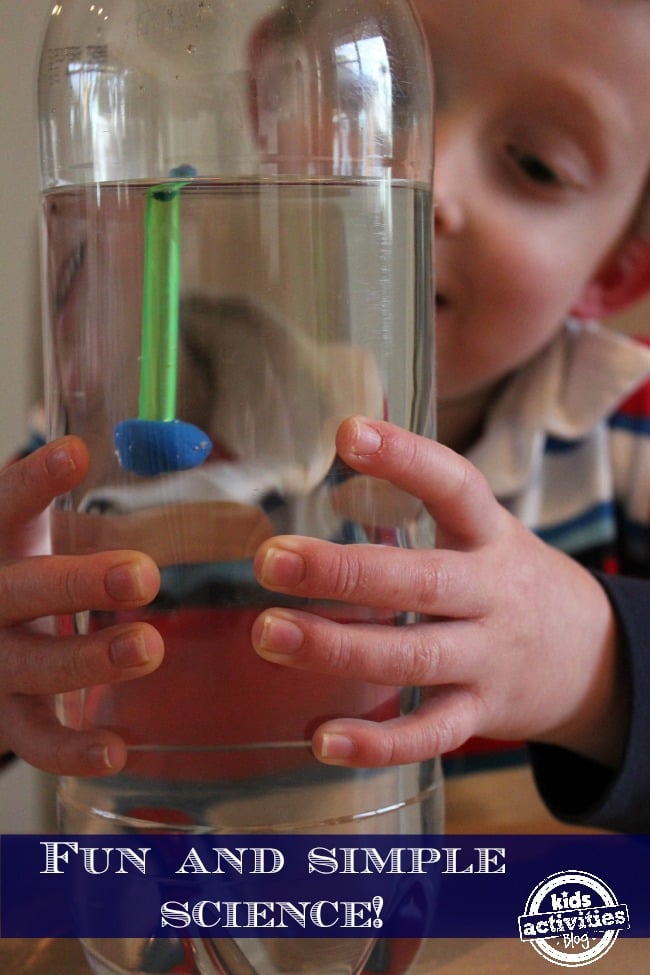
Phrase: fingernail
[
  {"left": 318, "top": 733, "right": 357, "bottom": 763},
  {"left": 45, "top": 444, "right": 77, "bottom": 477},
  {"left": 260, "top": 546, "right": 306, "bottom": 588},
  {"left": 257, "top": 614, "right": 304, "bottom": 656},
  {"left": 88, "top": 743, "right": 116, "bottom": 771},
  {"left": 109, "top": 630, "right": 151, "bottom": 668},
  {"left": 105, "top": 563, "right": 147, "bottom": 602},
  {"left": 351, "top": 420, "right": 382, "bottom": 456}
]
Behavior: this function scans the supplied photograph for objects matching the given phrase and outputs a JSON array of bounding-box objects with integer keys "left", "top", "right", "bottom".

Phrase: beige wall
[
  {"left": 0, "top": 1, "right": 48, "bottom": 464},
  {"left": 0, "top": 0, "right": 55, "bottom": 833}
]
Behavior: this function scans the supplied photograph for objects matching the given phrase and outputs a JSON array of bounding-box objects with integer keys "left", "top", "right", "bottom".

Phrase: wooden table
[{"left": 0, "top": 765, "right": 645, "bottom": 974}]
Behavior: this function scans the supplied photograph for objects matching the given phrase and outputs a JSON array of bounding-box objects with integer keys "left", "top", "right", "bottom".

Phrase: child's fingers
[
  {"left": 0, "top": 622, "right": 164, "bottom": 696},
  {"left": 335, "top": 417, "right": 504, "bottom": 548},
  {"left": 252, "top": 610, "right": 486, "bottom": 686},
  {"left": 254, "top": 537, "right": 487, "bottom": 617},
  {"left": 311, "top": 689, "right": 482, "bottom": 767},
  {"left": 0, "top": 438, "right": 89, "bottom": 536},
  {"left": 0, "top": 695, "right": 128, "bottom": 777},
  {"left": 0, "top": 551, "right": 161, "bottom": 625}
]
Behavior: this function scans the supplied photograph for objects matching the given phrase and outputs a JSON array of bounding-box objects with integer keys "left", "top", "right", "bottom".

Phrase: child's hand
[
  {"left": 252, "top": 417, "right": 628, "bottom": 770},
  {"left": 0, "top": 437, "right": 163, "bottom": 776}
]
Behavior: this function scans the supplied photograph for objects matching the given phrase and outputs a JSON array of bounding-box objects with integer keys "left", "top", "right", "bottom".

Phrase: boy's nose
[
  {"left": 433, "top": 117, "right": 468, "bottom": 236},
  {"left": 434, "top": 191, "right": 464, "bottom": 237}
]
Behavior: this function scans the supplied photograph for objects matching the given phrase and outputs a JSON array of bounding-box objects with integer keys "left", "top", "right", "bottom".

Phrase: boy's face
[{"left": 413, "top": 0, "right": 650, "bottom": 407}]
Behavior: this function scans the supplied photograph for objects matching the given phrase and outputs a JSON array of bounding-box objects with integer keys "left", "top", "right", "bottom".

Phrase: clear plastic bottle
[{"left": 38, "top": 3, "right": 440, "bottom": 974}]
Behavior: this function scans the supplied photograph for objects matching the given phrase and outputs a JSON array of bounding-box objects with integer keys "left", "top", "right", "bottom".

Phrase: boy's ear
[{"left": 572, "top": 235, "right": 650, "bottom": 320}]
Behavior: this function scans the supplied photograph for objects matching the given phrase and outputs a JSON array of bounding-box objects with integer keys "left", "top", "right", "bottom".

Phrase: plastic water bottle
[{"left": 38, "top": 3, "right": 440, "bottom": 973}]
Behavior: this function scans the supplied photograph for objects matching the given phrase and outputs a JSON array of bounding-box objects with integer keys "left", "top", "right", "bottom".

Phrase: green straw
[{"left": 138, "top": 182, "right": 185, "bottom": 422}]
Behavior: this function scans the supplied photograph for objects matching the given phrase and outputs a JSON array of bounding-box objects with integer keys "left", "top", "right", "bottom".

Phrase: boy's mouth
[{"left": 435, "top": 291, "right": 449, "bottom": 311}]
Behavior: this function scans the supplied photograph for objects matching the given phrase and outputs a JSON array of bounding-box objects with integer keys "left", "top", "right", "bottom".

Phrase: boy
[{"left": 1, "top": 0, "right": 649, "bottom": 829}]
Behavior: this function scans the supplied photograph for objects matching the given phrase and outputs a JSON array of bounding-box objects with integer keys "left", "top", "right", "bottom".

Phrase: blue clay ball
[{"left": 114, "top": 419, "right": 212, "bottom": 477}]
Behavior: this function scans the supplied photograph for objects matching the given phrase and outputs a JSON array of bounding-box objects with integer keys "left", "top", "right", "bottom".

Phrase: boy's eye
[{"left": 507, "top": 145, "right": 560, "bottom": 186}]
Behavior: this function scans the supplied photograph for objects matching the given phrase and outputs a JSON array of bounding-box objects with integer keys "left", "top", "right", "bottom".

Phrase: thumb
[
  {"left": 0, "top": 437, "right": 90, "bottom": 558},
  {"left": 335, "top": 417, "right": 501, "bottom": 549}
]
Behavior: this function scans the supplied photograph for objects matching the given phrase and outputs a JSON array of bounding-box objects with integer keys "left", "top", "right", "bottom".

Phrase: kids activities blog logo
[{"left": 518, "top": 870, "right": 630, "bottom": 967}]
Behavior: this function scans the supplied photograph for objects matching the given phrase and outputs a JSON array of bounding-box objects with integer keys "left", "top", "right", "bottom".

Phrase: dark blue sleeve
[{"left": 529, "top": 574, "right": 650, "bottom": 831}]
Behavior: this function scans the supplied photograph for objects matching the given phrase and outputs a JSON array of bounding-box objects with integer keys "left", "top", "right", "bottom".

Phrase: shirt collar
[{"left": 465, "top": 319, "right": 650, "bottom": 497}]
